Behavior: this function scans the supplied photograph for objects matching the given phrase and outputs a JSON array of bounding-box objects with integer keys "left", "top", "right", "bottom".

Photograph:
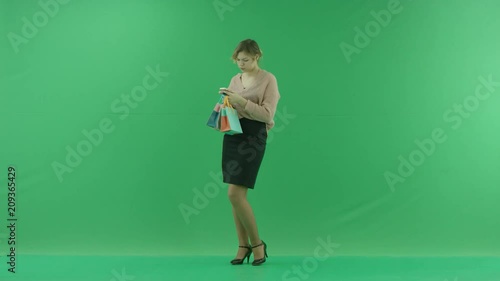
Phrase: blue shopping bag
[{"left": 207, "top": 95, "right": 225, "bottom": 129}]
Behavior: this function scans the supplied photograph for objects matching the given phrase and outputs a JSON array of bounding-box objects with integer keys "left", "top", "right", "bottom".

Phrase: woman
[{"left": 219, "top": 39, "right": 280, "bottom": 266}]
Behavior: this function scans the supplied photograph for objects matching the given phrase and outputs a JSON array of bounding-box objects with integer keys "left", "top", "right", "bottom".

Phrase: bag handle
[{"left": 223, "top": 96, "right": 234, "bottom": 109}]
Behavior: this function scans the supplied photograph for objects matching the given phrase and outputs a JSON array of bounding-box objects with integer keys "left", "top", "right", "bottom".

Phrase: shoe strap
[{"left": 251, "top": 243, "right": 263, "bottom": 248}]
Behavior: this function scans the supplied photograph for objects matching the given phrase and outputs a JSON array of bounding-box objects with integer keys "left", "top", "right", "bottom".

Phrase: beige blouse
[{"left": 226, "top": 69, "right": 281, "bottom": 131}]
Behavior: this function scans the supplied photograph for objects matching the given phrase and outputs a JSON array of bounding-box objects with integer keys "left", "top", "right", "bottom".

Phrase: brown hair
[{"left": 231, "top": 39, "right": 263, "bottom": 64}]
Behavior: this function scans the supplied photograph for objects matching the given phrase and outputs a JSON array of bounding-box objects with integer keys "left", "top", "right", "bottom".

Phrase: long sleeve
[
  {"left": 227, "top": 77, "right": 235, "bottom": 92},
  {"left": 243, "top": 75, "right": 280, "bottom": 124}
]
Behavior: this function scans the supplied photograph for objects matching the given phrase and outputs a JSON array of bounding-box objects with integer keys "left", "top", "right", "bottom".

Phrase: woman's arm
[{"left": 243, "top": 75, "right": 280, "bottom": 124}]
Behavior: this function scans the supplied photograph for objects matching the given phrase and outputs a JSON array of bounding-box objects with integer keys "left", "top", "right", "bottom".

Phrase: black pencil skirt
[{"left": 222, "top": 118, "right": 268, "bottom": 189}]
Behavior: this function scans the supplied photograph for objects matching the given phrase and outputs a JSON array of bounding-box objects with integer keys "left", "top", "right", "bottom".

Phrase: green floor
[{"left": 1, "top": 256, "right": 499, "bottom": 281}]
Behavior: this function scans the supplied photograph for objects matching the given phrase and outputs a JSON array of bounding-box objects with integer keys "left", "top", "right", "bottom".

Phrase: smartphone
[{"left": 219, "top": 87, "right": 228, "bottom": 95}]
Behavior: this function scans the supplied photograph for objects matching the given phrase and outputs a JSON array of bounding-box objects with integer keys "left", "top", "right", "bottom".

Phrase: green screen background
[{"left": 0, "top": 0, "right": 499, "bottom": 259}]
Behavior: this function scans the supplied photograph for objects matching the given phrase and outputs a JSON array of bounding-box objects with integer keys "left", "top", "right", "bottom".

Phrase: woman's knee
[{"left": 228, "top": 184, "right": 247, "bottom": 204}]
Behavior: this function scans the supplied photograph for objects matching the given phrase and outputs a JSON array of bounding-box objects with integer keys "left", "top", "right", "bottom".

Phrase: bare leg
[
  {"left": 228, "top": 184, "right": 265, "bottom": 260},
  {"left": 232, "top": 205, "right": 250, "bottom": 258}
]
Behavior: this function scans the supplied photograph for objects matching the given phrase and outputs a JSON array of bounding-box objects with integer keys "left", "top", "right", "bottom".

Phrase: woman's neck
[{"left": 244, "top": 68, "right": 261, "bottom": 77}]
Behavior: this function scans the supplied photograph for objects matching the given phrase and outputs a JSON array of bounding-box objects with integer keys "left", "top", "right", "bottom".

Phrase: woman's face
[{"left": 236, "top": 52, "right": 259, "bottom": 72}]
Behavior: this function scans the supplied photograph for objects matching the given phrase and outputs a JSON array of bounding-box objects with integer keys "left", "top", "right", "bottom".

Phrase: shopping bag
[
  {"left": 220, "top": 96, "right": 243, "bottom": 135},
  {"left": 219, "top": 105, "right": 230, "bottom": 132},
  {"left": 206, "top": 95, "right": 225, "bottom": 129}
]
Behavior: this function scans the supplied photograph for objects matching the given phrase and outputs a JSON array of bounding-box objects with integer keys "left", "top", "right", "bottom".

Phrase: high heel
[
  {"left": 230, "top": 245, "right": 252, "bottom": 265},
  {"left": 251, "top": 240, "right": 268, "bottom": 266}
]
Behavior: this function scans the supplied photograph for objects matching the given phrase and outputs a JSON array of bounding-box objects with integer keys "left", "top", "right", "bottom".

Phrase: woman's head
[{"left": 231, "top": 39, "right": 262, "bottom": 73}]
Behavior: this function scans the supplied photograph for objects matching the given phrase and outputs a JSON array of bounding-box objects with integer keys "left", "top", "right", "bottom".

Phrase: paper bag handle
[{"left": 223, "top": 96, "right": 234, "bottom": 109}]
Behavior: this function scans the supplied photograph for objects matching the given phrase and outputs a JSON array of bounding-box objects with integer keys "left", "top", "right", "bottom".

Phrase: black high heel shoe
[
  {"left": 230, "top": 245, "right": 252, "bottom": 265},
  {"left": 251, "top": 240, "right": 268, "bottom": 266}
]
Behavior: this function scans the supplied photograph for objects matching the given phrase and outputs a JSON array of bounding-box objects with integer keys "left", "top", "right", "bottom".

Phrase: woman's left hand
[{"left": 219, "top": 88, "right": 247, "bottom": 107}]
